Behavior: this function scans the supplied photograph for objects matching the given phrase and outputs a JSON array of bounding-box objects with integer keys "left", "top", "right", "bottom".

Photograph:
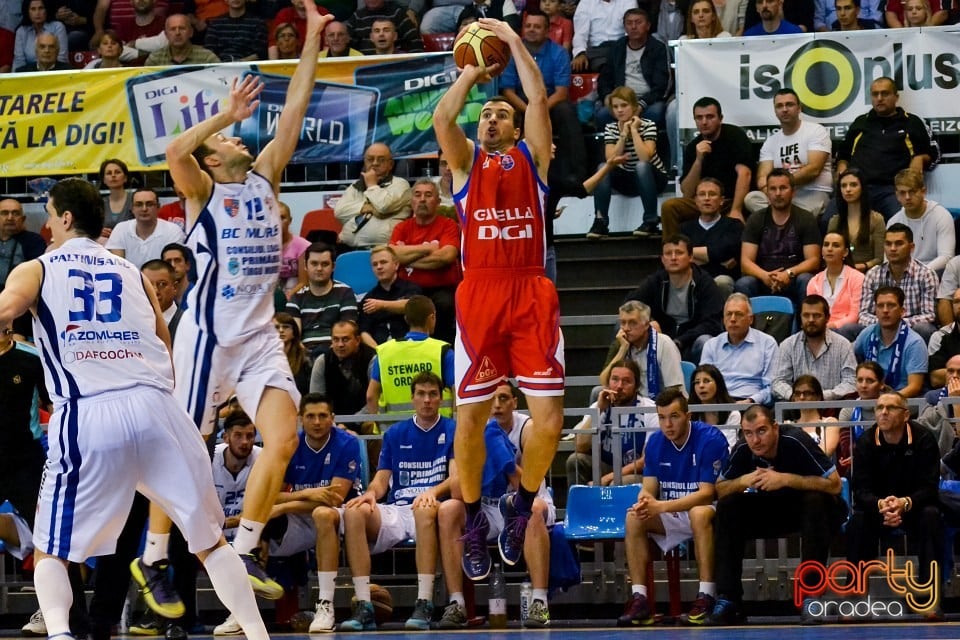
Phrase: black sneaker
[
  {"left": 129, "top": 559, "right": 186, "bottom": 619},
  {"left": 129, "top": 611, "right": 162, "bottom": 636},
  {"left": 586, "top": 218, "right": 609, "bottom": 239},
  {"left": 632, "top": 223, "right": 661, "bottom": 237},
  {"left": 239, "top": 551, "right": 283, "bottom": 600},
  {"left": 164, "top": 623, "right": 188, "bottom": 640},
  {"left": 617, "top": 593, "right": 654, "bottom": 626},
  {"left": 707, "top": 598, "right": 746, "bottom": 626}
]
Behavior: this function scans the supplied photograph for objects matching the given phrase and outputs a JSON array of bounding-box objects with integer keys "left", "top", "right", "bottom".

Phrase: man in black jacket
[
  {"left": 680, "top": 178, "right": 744, "bottom": 299},
  {"left": 597, "top": 8, "right": 670, "bottom": 129},
  {"left": 848, "top": 391, "right": 942, "bottom": 590},
  {"left": 624, "top": 234, "right": 724, "bottom": 363}
]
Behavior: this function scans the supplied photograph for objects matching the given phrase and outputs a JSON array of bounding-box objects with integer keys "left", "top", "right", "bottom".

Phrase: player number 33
[{"left": 68, "top": 268, "right": 123, "bottom": 323}]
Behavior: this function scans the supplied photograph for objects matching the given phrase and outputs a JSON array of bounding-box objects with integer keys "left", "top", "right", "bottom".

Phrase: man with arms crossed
[
  {"left": 0, "top": 178, "right": 270, "bottom": 640},
  {"left": 132, "top": 0, "right": 334, "bottom": 608},
  {"left": 434, "top": 17, "right": 564, "bottom": 579}
]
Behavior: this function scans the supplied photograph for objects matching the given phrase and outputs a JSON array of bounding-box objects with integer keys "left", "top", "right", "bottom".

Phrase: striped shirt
[
  {"left": 204, "top": 13, "right": 268, "bottom": 61},
  {"left": 286, "top": 282, "right": 359, "bottom": 354},
  {"left": 345, "top": 2, "right": 423, "bottom": 55},
  {"left": 603, "top": 119, "right": 666, "bottom": 175}
]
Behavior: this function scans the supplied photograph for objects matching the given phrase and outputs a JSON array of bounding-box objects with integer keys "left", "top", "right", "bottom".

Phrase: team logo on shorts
[
  {"left": 500, "top": 155, "right": 515, "bottom": 171},
  {"left": 475, "top": 356, "right": 499, "bottom": 383},
  {"left": 224, "top": 198, "right": 241, "bottom": 218}
]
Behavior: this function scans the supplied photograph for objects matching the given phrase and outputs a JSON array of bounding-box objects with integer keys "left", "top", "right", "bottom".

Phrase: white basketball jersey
[
  {"left": 33, "top": 237, "right": 174, "bottom": 405},
  {"left": 212, "top": 442, "right": 261, "bottom": 519},
  {"left": 503, "top": 411, "right": 552, "bottom": 503},
  {"left": 184, "top": 172, "right": 281, "bottom": 346}
]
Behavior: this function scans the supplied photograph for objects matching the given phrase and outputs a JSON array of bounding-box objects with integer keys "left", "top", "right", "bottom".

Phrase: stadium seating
[
  {"left": 334, "top": 249, "right": 377, "bottom": 296},
  {"left": 299, "top": 208, "right": 341, "bottom": 244},
  {"left": 422, "top": 33, "right": 456, "bottom": 52},
  {"left": 681, "top": 360, "right": 695, "bottom": 394},
  {"left": 750, "top": 295, "right": 796, "bottom": 340}
]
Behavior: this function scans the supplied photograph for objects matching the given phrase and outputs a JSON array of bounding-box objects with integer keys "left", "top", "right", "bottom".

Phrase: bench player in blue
[{"left": 0, "top": 178, "right": 271, "bottom": 640}]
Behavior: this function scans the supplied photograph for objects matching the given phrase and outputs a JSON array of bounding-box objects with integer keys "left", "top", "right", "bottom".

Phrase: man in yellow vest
[{"left": 366, "top": 295, "right": 455, "bottom": 418}]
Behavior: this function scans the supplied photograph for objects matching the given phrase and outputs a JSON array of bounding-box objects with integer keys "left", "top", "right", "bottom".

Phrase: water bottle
[
  {"left": 488, "top": 563, "right": 507, "bottom": 628},
  {"left": 519, "top": 581, "right": 532, "bottom": 624}
]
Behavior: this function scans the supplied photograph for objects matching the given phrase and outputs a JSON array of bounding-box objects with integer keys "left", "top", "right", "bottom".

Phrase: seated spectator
[
  {"left": 456, "top": 0, "right": 521, "bottom": 32},
  {"left": 826, "top": 168, "right": 885, "bottom": 273},
  {"left": 650, "top": 0, "right": 687, "bottom": 42},
  {"left": 142, "top": 259, "right": 181, "bottom": 330},
  {"left": 597, "top": 9, "right": 669, "bottom": 130},
  {"left": 571, "top": 0, "right": 637, "bottom": 72},
  {"left": 344, "top": 0, "right": 422, "bottom": 55},
  {"left": 366, "top": 295, "right": 455, "bottom": 417},
  {"left": 585, "top": 86, "right": 668, "bottom": 239},
  {"left": 742, "top": 0, "right": 803, "bottom": 34},
  {"left": 930, "top": 288, "right": 960, "bottom": 387},
  {"left": 846, "top": 224, "right": 938, "bottom": 343},
  {"left": 286, "top": 242, "right": 360, "bottom": 357},
  {"left": 709, "top": 405, "right": 845, "bottom": 625},
  {"left": 99, "top": 158, "right": 134, "bottom": 242},
  {"left": 418, "top": 0, "right": 469, "bottom": 33},
  {"left": 700, "top": 294, "right": 779, "bottom": 405},
  {"left": 144, "top": 13, "right": 219, "bottom": 64},
  {"left": 847, "top": 391, "right": 942, "bottom": 599},
  {"left": 262, "top": 393, "right": 361, "bottom": 633},
  {"left": 540, "top": 0, "right": 572, "bottom": 51},
  {"left": 388, "top": 180, "right": 459, "bottom": 344},
  {"left": 619, "top": 389, "right": 729, "bottom": 627},
  {"left": 274, "top": 312, "right": 312, "bottom": 395},
  {"left": 310, "top": 319, "right": 376, "bottom": 415},
  {"left": 887, "top": 0, "right": 948, "bottom": 26},
  {"left": 161, "top": 242, "right": 192, "bottom": 307},
  {"left": 360, "top": 245, "right": 420, "bottom": 347},
  {"left": 369, "top": 17, "right": 402, "bottom": 54},
  {"left": 204, "top": 0, "right": 267, "bottom": 61},
  {"left": 624, "top": 234, "right": 724, "bottom": 363},
  {"left": 13, "top": 0, "right": 68, "bottom": 72},
  {"left": 772, "top": 294, "right": 857, "bottom": 402},
  {"left": 319, "top": 20, "right": 362, "bottom": 56},
  {"left": 270, "top": 21, "right": 301, "bottom": 59},
  {"left": 279, "top": 202, "right": 309, "bottom": 297},
  {"left": 339, "top": 372, "right": 454, "bottom": 632},
  {"left": 853, "top": 286, "right": 928, "bottom": 398},
  {"left": 271, "top": 0, "right": 323, "bottom": 54},
  {"left": 660, "top": 97, "right": 753, "bottom": 238},
  {"left": 567, "top": 359, "right": 657, "bottom": 486},
  {"left": 815, "top": 0, "right": 883, "bottom": 30},
  {"left": 680, "top": 178, "right": 745, "bottom": 300},
  {"left": 836, "top": 360, "right": 887, "bottom": 475},
  {"left": 0, "top": 27, "right": 13, "bottom": 72},
  {"left": 807, "top": 232, "right": 865, "bottom": 330},
  {"left": 681, "top": 0, "right": 733, "bottom": 37},
  {"left": 105, "top": 188, "right": 185, "bottom": 268},
  {"left": 335, "top": 142, "right": 412, "bottom": 250},
  {"left": 52, "top": 1, "right": 93, "bottom": 51},
  {"left": 784, "top": 375, "right": 840, "bottom": 457},
  {"left": 690, "top": 363, "right": 741, "bottom": 446},
  {"left": 887, "top": 169, "right": 955, "bottom": 274},
  {"left": 602, "top": 300, "right": 686, "bottom": 398},
  {"left": 182, "top": 0, "right": 228, "bottom": 42},
  {"left": 212, "top": 410, "right": 260, "bottom": 544},
  {"left": 15, "top": 30, "right": 69, "bottom": 70},
  {"left": 916, "top": 353, "right": 960, "bottom": 457},
  {"left": 91, "top": 0, "right": 168, "bottom": 48},
  {"left": 744, "top": 89, "right": 833, "bottom": 218},
  {"left": 85, "top": 29, "right": 124, "bottom": 68},
  {"left": 736, "top": 169, "right": 822, "bottom": 306},
  {"left": 0, "top": 198, "right": 45, "bottom": 338},
  {"left": 743, "top": 0, "right": 813, "bottom": 30}
]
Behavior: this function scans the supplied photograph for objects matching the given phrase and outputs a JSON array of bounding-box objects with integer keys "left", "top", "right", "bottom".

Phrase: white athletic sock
[
  {"left": 631, "top": 584, "right": 648, "bottom": 597},
  {"left": 417, "top": 574, "right": 435, "bottom": 601},
  {"left": 700, "top": 581, "right": 716, "bottom": 597},
  {"left": 317, "top": 571, "right": 337, "bottom": 603},
  {"left": 353, "top": 576, "right": 371, "bottom": 602},
  {"left": 34, "top": 558, "right": 72, "bottom": 637},
  {"left": 231, "top": 519, "right": 265, "bottom": 554},
  {"left": 449, "top": 592, "right": 465, "bottom": 607},
  {"left": 533, "top": 588, "right": 548, "bottom": 603},
  {"left": 142, "top": 532, "right": 170, "bottom": 566},
  {"left": 203, "top": 545, "right": 268, "bottom": 640}
]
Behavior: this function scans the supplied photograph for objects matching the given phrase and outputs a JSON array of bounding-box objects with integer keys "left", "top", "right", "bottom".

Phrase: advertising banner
[{"left": 0, "top": 52, "right": 496, "bottom": 177}]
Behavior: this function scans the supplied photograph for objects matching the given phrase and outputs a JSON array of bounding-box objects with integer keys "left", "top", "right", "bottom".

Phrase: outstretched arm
[
  {"left": 0, "top": 261, "right": 42, "bottom": 331},
  {"left": 433, "top": 63, "right": 481, "bottom": 187},
  {"left": 254, "top": 0, "right": 334, "bottom": 190}
]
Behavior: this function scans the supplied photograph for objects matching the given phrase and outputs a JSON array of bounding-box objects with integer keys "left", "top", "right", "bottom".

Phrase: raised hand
[{"left": 226, "top": 75, "right": 264, "bottom": 123}]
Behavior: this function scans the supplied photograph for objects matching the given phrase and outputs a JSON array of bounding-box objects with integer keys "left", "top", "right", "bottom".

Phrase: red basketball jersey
[{"left": 454, "top": 141, "right": 548, "bottom": 275}]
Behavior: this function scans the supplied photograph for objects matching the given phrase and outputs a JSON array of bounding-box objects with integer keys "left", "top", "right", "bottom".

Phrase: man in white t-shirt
[
  {"left": 745, "top": 89, "right": 832, "bottom": 217},
  {"left": 106, "top": 188, "right": 185, "bottom": 268}
]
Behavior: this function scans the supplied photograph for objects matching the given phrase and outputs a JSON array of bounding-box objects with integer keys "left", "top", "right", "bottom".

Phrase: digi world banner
[
  {"left": 0, "top": 52, "right": 497, "bottom": 177},
  {"left": 674, "top": 26, "right": 960, "bottom": 146}
]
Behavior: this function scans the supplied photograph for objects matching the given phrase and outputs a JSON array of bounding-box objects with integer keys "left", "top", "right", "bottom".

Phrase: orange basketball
[{"left": 453, "top": 23, "right": 511, "bottom": 77}]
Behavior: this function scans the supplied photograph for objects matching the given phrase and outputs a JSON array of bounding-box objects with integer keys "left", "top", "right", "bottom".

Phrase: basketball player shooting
[{"left": 433, "top": 17, "right": 565, "bottom": 580}]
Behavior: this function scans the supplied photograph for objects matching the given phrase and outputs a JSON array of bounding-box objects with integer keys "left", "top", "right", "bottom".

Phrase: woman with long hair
[
  {"left": 787, "top": 375, "right": 839, "bottom": 458},
  {"left": 275, "top": 312, "right": 312, "bottom": 394},
  {"left": 98, "top": 158, "right": 134, "bottom": 240},
  {"left": 682, "top": 0, "right": 732, "bottom": 38},
  {"left": 827, "top": 168, "right": 885, "bottom": 272},
  {"left": 689, "top": 364, "right": 740, "bottom": 446},
  {"left": 806, "top": 230, "right": 865, "bottom": 329},
  {"left": 837, "top": 361, "right": 889, "bottom": 475},
  {"left": 12, "top": 0, "right": 67, "bottom": 71},
  {"left": 903, "top": 0, "right": 933, "bottom": 26}
]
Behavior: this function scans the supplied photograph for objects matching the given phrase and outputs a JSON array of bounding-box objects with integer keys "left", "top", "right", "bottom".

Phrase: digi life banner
[
  {"left": 0, "top": 53, "right": 497, "bottom": 177},
  {"left": 674, "top": 26, "right": 960, "bottom": 145}
]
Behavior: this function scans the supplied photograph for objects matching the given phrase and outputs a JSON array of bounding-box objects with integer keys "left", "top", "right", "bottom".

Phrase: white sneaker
[
  {"left": 309, "top": 600, "right": 335, "bottom": 633},
  {"left": 213, "top": 614, "right": 243, "bottom": 636},
  {"left": 22, "top": 609, "right": 46, "bottom": 636}
]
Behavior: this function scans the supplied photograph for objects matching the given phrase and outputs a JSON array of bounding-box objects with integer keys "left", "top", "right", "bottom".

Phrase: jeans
[
  {"left": 735, "top": 273, "right": 813, "bottom": 308},
  {"left": 593, "top": 162, "right": 668, "bottom": 227},
  {"left": 419, "top": 5, "right": 465, "bottom": 33}
]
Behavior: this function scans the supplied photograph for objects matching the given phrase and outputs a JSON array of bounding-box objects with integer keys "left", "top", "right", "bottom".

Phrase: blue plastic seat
[
  {"left": 681, "top": 360, "right": 695, "bottom": 394},
  {"left": 749, "top": 294, "right": 796, "bottom": 335},
  {"left": 563, "top": 484, "right": 641, "bottom": 540},
  {"left": 333, "top": 249, "right": 377, "bottom": 297}
]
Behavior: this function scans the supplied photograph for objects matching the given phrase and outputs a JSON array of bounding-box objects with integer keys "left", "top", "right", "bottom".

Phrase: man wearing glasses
[
  {"left": 106, "top": 188, "right": 185, "bottom": 268},
  {"left": 708, "top": 404, "right": 846, "bottom": 625}
]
